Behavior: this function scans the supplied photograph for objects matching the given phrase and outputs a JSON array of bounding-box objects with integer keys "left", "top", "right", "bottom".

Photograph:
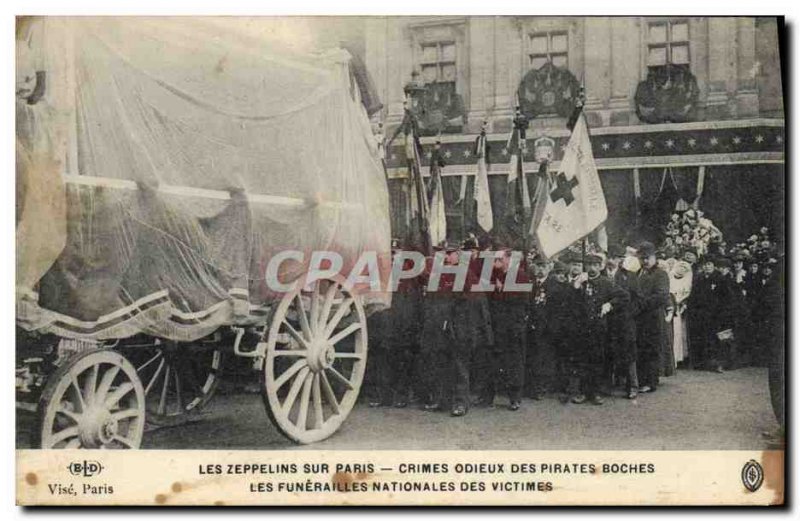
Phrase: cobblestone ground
[{"left": 17, "top": 367, "right": 779, "bottom": 450}]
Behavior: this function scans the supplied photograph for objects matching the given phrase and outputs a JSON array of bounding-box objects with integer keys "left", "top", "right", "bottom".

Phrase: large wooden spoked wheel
[
  {"left": 263, "top": 275, "right": 368, "bottom": 444},
  {"left": 36, "top": 349, "right": 145, "bottom": 449},
  {"left": 129, "top": 342, "right": 224, "bottom": 427}
]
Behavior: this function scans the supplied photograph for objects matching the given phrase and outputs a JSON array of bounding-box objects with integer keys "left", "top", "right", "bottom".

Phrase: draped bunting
[{"left": 385, "top": 124, "right": 784, "bottom": 171}]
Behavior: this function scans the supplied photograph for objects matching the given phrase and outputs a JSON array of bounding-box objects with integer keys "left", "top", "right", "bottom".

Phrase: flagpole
[
  {"left": 512, "top": 92, "right": 527, "bottom": 257},
  {"left": 576, "top": 83, "right": 588, "bottom": 288}
]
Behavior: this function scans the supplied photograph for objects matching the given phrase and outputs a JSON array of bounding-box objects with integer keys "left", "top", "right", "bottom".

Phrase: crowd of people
[
  {"left": 365, "top": 212, "right": 784, "bottom": 418},
  {"left": 657, "top": 214, "right": 784, "bottom": 373}
]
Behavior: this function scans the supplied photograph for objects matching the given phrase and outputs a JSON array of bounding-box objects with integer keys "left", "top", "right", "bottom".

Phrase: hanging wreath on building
[
  {"left": 411, "top": 81, "right": 466, "bottom": 136},
  {"left": 635, "top": 64, "right": 699, "bottom": 124},
  {"left": 517, "top": 62, "right": 580, "bottom": 120}
]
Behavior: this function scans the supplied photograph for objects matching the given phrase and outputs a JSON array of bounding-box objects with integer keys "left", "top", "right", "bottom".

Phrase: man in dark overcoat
[
  {"left": 571, "top": 253, "right": 629, "bottom": 404},
  {"left": 479, "top": 248, "right": 530, "bottom": 411},
  {"left": 366, "top": 242, "right": 423, "bottom": 407},
  {"left": 633, "top": 241, "right": 670, "bottom": 392},
  {"left": 418, "top": 241, "right": 480, "bottom": 417},
  {"left": 526, "top": 254, "right": 559, "bottom": 400},
  {"left": 605, "top": 245, "right": 639, "bottom": 399}
]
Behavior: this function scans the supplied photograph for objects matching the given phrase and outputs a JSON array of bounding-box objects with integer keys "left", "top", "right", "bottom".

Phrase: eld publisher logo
[{"left": 67, "top": 460, "right": 104, "bottom": 478}]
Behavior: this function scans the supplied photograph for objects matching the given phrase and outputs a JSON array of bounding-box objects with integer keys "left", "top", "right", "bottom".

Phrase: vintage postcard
[{"left": 14, "top": 14, "right": 785, "bottom": 506}]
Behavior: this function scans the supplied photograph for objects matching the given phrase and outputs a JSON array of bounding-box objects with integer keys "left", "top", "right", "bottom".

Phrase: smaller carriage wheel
[
  {"left": 263, "top": 275, "right": 367, "bottom": 444},
  {"left": 130, "top": 341, "right": 224, "bottom": 427},
  {"left": 35, "top": 349, "right": 145, "bottom": 449}
]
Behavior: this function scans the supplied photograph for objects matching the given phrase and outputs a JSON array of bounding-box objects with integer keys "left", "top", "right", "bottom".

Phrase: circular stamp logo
[{"left": 741, "top": 459, "right": 764, "bottom": 492}]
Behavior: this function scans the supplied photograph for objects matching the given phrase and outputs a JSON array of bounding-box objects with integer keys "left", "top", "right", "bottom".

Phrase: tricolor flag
[
  {"left": 533, "top": 110, "right": 607, "bottom": 258},
  {"left": 428, "top": 143, "right": 447, "bottom": 247},
  {"left": 473, "top": 127, "right": 494, "bottom": 232}
]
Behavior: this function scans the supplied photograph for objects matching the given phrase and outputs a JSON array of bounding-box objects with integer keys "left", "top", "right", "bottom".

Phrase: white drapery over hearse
[{"left": 16, "top": 17, "right": 391, "bottom": 341}]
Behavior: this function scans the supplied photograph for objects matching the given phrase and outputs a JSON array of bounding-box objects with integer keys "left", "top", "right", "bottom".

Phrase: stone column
[
  {"left": 364, "top": 17, "right": 388, "bottom": 119},
  {"left": 491, "top": 16, "right": 517, "bottom": 132},
  {"left": 373, "top": 18, "right": 409, "bottom": 126},
  {"left": 689, "top": 17, "right": 709, "bottom": 116},
  {"left": 735, "top": 17, "right": 759, "bottom": 117},
  {"left": 583, "top": 17, "right": 612, "bottom": 126},
  {"left": 466, "top": 16, "right": 494, "bottom": 132},
  {"left": 609, "top": 17, "right": 640, "bottom": 126},
  {"left": 706, "top": 17, "right": 738, "bottom": 119}
]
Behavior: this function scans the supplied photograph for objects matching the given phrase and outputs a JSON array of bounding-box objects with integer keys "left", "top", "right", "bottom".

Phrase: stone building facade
[
  {"left": 365, "top": 16, "right": 783, "bottom": 133},
  {"left": 362, "top": 16, "right": 785, "bottom": 247}
]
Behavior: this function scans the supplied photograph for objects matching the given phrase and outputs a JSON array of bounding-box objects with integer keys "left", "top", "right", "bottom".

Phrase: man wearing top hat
[{"left": 632, "top": 241, "right": 670, "bottom": 392}]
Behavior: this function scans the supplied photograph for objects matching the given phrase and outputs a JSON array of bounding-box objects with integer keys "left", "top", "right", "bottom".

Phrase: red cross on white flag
[{"left": 532, "top": 112, "right": 607, "bottom": 258}]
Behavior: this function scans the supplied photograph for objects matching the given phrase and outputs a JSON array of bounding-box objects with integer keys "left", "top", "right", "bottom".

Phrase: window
[
  {"left": 647, "top": 19, "right": 690, "bottom": 66},
  {"left": 528, "top": 31, "right": 568, "bottom": 69},
  {"left": 418, "top": 41, "right": 457, "bottom": 85}
]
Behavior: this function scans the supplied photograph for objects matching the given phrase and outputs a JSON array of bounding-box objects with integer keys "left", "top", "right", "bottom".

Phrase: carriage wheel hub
[
  {"left": 79, "top": 407, "right": 116, "bottom": 447},
  {"left": 307, "top": 340, "right": 335, "bottom": 372}
]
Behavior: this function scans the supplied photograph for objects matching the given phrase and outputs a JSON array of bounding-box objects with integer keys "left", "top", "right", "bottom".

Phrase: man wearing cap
[
  {"left": 605, "top": 245, "right": 640, "bottom": 399},
  {"left": 478, "top": 248, "right": 530, "bottom": 411},
  {"left": 366, "top": 242, "right": 423, "bottom": 408},
  {"left": 417, "top": 240, "right": 480, "bottom": 416},
  {"left": 569, "top": 252, "right": 628, "bottom": 404},
  {"left": 464, "top": 235, "right": 494, "bottom": 400},
  {"left": 417, "top": 242, "right": 457, "bottom": 413},
  {"left": 544, "top": 260, "right": 577, "bottom": 401},
  {"left": 632, "top": 241, "right": 670, "bottom": 392},
  {"left": 554, "top": 251, "right": 583, "bottom": 401},
  {"left": 525, "top": 253, "right": 560, "bottom": 400},
  {"left": 565, "top": 251, "right": 584, "bottom": 286}
]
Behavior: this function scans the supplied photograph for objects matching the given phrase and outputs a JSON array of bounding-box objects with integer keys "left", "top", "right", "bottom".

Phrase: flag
[
  {"left": 534, "top": 111, "right": 607, "bottom": 259},
  {"left": 693, "top": 165, "right": 705, "bottom": 209},
  {"left": 473, "top": 130, "right": 493, "bottom": 232},
  {"left": 596, "top": 224, "right": 608, "bottom": 252},
  {"left": 394, "top": 108, "right": 430, "bottom": 252},
  {"left": 505, "top": 121, "right": 531, "bottom": 229},
  {"left": 455, "top": 174, "right": 468, "bottom": 204},
  {"left": 528, "top": 161, "right": 552, "bottom": 255},
  {"left": 428, "top": 145, "right": 447, "bottom": 247}
]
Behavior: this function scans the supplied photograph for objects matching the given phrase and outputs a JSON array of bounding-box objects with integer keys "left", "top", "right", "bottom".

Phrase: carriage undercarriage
[{"left": 16, "top": 275, "right": 368, "bottom": 448}]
